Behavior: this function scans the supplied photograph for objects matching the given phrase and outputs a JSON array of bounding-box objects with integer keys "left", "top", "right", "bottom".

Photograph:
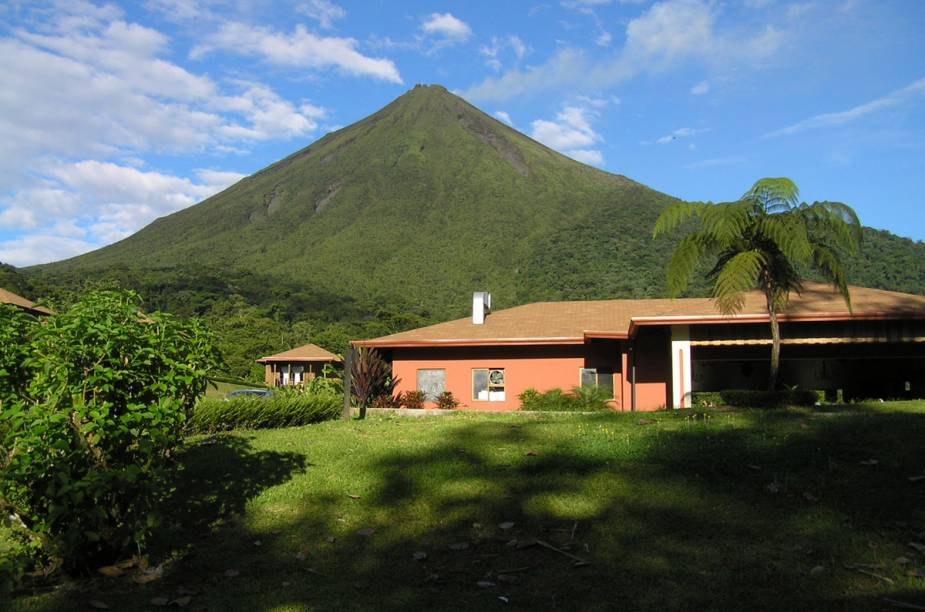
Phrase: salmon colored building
[
  {"left": 257, "top": 343, "right": 341, "bottom": 387},
  {"left": 355, "top": 286, "right": 925, "bottom": 411}
]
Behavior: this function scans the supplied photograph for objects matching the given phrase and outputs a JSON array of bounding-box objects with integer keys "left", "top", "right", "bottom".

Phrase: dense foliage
[
  {"left": 0, "top": 291, "right": 220, "bottom": 577},
  {"left": 189, "top": 394, "right": 341, "bottom": 433},
  {"left": 518, "top": 387, "right": 613, "bottom": 411}
]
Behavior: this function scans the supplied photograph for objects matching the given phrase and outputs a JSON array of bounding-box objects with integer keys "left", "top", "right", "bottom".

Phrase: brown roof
[
  {"left": 257, "top": 343, "right": 341, "bottom": 363},
  {"left": 0, "top": 287, "right": 52, "bottom": 315},
  {"left": 356, "top": 283, "right": 925, "bottom": 347}
]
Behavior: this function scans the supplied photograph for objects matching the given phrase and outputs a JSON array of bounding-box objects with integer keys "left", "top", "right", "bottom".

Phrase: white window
[
  {"left": 417, "top": 369, "right": 446, "bottom": 401},
  {"left": 473, "top": 368, "right": 505, "bottom": 401},
  {"left": 580, "top": 368, "right": 614, "bottom": 399}
]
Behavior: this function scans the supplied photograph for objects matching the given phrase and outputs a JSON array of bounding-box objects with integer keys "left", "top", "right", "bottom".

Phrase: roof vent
[{"left": 472, "top": 292, "right": 491, "bottom": 325}]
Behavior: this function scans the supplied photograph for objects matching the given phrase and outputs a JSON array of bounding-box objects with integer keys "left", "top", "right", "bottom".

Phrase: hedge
[
  {"left": 518, "top": 387, "right": 612, "bottom": 412},
  {"left": 188, "top": 394, "right": 341, "bottom": 433}
]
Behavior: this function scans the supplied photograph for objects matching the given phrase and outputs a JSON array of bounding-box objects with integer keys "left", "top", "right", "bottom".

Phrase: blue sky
[{"left": 1, "top": 0, "right": 923, "bottom": 266}]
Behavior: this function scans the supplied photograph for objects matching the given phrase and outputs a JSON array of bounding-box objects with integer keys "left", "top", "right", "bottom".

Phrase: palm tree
[{"left": 653, "top": 177, "right": 861, "bottom": 390}]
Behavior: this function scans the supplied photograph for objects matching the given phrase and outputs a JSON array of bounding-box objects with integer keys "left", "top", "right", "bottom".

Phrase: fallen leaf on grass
[
  {"left": 498, "top": 522, "right": 515, "bottom": 530},
  {"left": 88, "top": 601, "right": 109, "bottom": 609},
  {"left": 347, "top": 494, "right": 361, "bottom": 500},
  {"left": 150, "top": 597, "right": 169, "bottom": 606},
  {"left": 170, "top": 595, "right": 192, "bottom": 607},
  {"left": 224, "top": 569, "right": 240, "bottom": 577},
  {"left": 357, "top": 528, "right": 376, "bottom": 537},
  {"left": 413, "top": 551, "right": 428, "bottom": 561},
  {"left": 525, "top": 451, "right": 538, "bottom": 456},
  {"left": 809, "top": 565, "right": 825, "bottom": 576},
  {"left": 747, "top": 464, "right": 762, "bottom": 471},
  {"left": 97, "top": 565, "right": 123, "bottom": 578},
  {"left": 253, "top": 540, "right": 262, "bottom": 547},
  {"left": 498, "top": 596, "right": 510, "bottom": 603}
]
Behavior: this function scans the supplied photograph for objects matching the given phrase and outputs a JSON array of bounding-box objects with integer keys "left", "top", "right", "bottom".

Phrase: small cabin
[{"left": 256, "top": 343, "right": 342, "bottom": 387}]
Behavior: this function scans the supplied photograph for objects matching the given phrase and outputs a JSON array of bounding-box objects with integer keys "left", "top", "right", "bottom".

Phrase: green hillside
[{"left": 18, "top": 84, "right": 925, "bottom": 379}]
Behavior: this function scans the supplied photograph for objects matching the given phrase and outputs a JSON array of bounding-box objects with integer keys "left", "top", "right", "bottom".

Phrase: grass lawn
[{"left": 6, "top": 402, "right": 925, "bottom": 611}]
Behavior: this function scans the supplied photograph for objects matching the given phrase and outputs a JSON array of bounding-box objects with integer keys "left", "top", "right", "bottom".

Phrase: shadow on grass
[{"left": 12, "top": 409, "right": 925, "bottom": 611}]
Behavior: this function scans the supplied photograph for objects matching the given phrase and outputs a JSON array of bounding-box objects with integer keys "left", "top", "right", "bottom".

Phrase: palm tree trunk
[{"left": 767, "top": 300, "right": 781, "bottom": 391}]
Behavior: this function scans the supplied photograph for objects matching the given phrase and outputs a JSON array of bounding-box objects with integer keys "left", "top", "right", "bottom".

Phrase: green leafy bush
[
  {"left": 402, "top": 390, "right": 426, "bottom": 409},
  {"left": 718, "top": 389, "right": 820, "bottom": 408},
  {"left": 0, "top": 291, "right": 220, "bottom": 576},
  {"left": 435, "top": 391, "right": 460, "bottom": 410},
  {"left": 188, "top": 394, "right": 341, "bottom": 432},
  {"left": 518, "top": 387, "right": 611, "bottom": 411}
]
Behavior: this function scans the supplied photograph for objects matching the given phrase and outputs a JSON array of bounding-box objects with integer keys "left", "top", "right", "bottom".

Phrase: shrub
[
  {"left": 518, "top": 387, "right": 611, "bottom": 411},
  {"left": 402, "top": 390, "right": 426, "bottom": 409},
  {"left": 370, "top": 392, "right": 403, "bottom": 408},
  {"left": 304, "top": 364, "right": 344, "bottom": 396},
  {"left": 188, "top": 394, "right": 340, "bottom": 433},
  {"left": 351, "top": 348, "right": 399, "bottom": 418},
  {"left": 0, "top": 291, "right": 220, "bottom": 576},
  {"left": 435, "top": 391, "right": 460, "bottom": 410},
  {"left": 718, "top": 389, "right": 819, "bottom": 408}
]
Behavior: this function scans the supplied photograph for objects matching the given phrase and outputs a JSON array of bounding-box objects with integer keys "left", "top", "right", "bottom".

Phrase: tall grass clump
[{"left": 188, "top": 394, "right": 341, "bottom": 433}]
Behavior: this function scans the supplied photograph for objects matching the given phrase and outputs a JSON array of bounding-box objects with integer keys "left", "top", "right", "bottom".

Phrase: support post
[
  {"left": 630, "top": 342, "right": 636, "bottom": 412},
  {"left": 670, "top": 325, "right": 692, "bottom": 409},
  {"left": 342, "top": 346, "right": 354, "bottom": 420}
]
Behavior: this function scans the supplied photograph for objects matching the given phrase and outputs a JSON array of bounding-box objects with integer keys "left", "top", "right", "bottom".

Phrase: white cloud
[
  {"left": 494, "top": 111, "right": 513, "bottom": 125},
  {"left": 0, "top": 234, "right": 100, "bottom": 267},
  {"left": 691, "top": 80, "right": 710, "bottom": 95},
  {"left": 764, "top": 77, "right": 925, "bottom": 138},
  {"left": 530, "top": 104, "right": 605, "bottom": 165},
  {"left": 0, "top": 161, "right": 245, "bottom": 265},
  {"left": 464, "top": 0, "right": 785, "bottom": 102},
  {"left": 646, "top": 126, "right": 710, "bottom": 144},
  {"left": 532, "top": 106, "right": 602, "bottom": 149},
  {"left": 596, "top": 31, "right": 613, "bottom": 46},
  {"left": 420, "top": 13, "right": 472, "bottom": 42},
  {"left": 567, "top": 149, "right": 605, "bottom": 165},
  {"left": 298, "top": 0, "right": 347, "bottom": 29},
  {"left": 192, "top": 22, "right": 402, "bottom": 83},
  {"left": 479, "top": 35, "right": 528, "bottom": 71}
]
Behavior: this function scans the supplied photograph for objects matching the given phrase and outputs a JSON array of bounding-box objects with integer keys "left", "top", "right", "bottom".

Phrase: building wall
[{"left": 389, "top": 336, "right": 670, "bottom": 412}]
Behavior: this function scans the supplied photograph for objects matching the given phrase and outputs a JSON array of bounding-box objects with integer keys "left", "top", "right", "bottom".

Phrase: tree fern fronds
[{"left": 652, "top": 201, "right": 708, "bottom": 238}]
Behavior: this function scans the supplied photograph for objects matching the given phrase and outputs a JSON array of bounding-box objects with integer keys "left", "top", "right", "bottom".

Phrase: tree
[{"left": 653, "top": 177, "right": 861, "bottom": 390}]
